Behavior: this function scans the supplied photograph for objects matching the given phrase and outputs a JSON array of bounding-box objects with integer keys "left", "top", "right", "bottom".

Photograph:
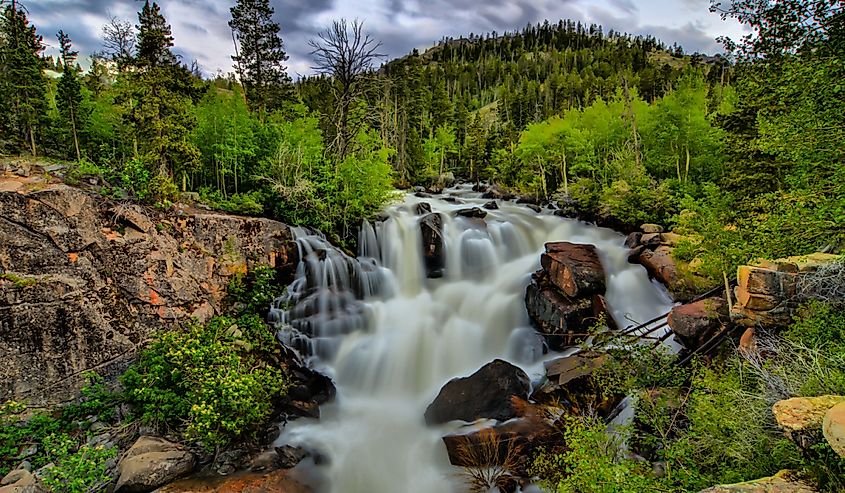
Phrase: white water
[{"left": 270, "top": 187, "right": 673, "bottom": 493}]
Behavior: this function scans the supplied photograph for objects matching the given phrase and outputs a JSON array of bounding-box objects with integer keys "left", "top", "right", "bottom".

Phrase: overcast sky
[{"left": 28, "top": 0, "right": 747, "bottom": 78}]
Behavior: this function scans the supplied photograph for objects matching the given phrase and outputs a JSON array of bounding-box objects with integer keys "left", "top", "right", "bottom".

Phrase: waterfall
[{"left": 268, "top": 186, "right": 674, "bottom": 493}]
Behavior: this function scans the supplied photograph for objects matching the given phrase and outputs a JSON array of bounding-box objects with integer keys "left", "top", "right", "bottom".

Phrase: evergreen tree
[
  {"left": 0, "top": 4, "right": 48, "bottom": 155},
  {"left": 56, "top": 30, "right": 85, "bottom": 160},
  {"left": 128, "top": 1, "right": 201, "bottom": 195},
  {"left": 229, "top": 0, "right": 295, "bottom": 114}
]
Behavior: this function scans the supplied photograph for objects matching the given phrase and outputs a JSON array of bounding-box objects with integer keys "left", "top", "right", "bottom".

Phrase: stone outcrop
[
  {"left": 424, "top": 359, "right": 530, "bottom": 425},
  {"left": 626, "top": 225, "right": 710, "bottom": 302},
  {"left": 0, "top": 468, "right": 46, "bottom": 493},
  {"left": 667, "top": 297, "right": 730, "bottom": 351},
  {"left": 773, "top": 395, "right": 845, "bottom": 457},
  {"left": 115, "top": 436, "right": 196, "bottom": 493},
  {"left": 700, "top": 470, "right": 817, "bottom": 492},
  {"left": 0, "top": 169, "right": 297, "bottom": 406},
  {"left": 526, "top": 242, "right": 611, "bottom": 350},
  {"left": 733, "top": 254, "right": 841, "bottom": 328}
]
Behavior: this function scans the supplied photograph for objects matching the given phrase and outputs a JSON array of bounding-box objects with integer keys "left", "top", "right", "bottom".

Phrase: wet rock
[
  {"left": 425, "top": 359, "right": 531, "bottom": 425},
  {"left": 115, "top": 436, "right": 195, "bottom": 493},
  {"left": 213, "top": 449, "right": 249, "bottom": 476},
  {"left": 625, "top": 232, "right": 643, "bottom": 249},
  {"left": 553, "top": 208, "right": 578, "bottom": 219},
  {"left": 419, "top": 213, "right": 445, "bottom": 278},
  {"left": 516, "top": 196, "right": 539, "bottom": 205},
  {"left": 442, "top": 403, "right": 559, "bottom": 474},
  {"left": 481, "top": 185, "right": 506, "bottom": 200},
  {"left": 823, "top": 402, "right": 845, "bottom": 458},
  {"left": 414, "top": 202, "right": 432, "bottom": 215},
  {"left": 414, "top": 191, "right": 433, "bottom": 199},
  {"left": 667, "top": 297, "right": 729, "bottom": 350},
  {"left": 456, "top": 207, "right": 487, "bottom": 219},
  {"left": 700, "top": 470, "right": 817, "bottom": 492},
  {"left": 641, "top": 233, "right": 662, "bottom": 248},
  {"left": 541, "top": 242, "right": 606, "bottom": 298},
  {"left": 275, "top": 445, "right": 310, "bottom": 469},
  {"left": 442, "top": 196, "right": 462, "bottom": 204},
  {"left": 483, "top": 201, "right": 499, "bottom": 210},
  {"left": 637, "top": 246, "right": 679, "bottom": 288},
  {"left": 525, "top": 204, "right": 542, "bottom": 213},
  {"left": 525, "top": 281, "right": 594, "bottom": 350}
]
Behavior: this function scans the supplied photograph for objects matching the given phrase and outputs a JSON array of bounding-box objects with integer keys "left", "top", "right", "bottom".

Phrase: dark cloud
[{"left": 26, "top": 0, "right": 730, "bottom": 77}]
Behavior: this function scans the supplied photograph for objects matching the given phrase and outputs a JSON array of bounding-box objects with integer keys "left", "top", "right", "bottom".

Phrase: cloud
[{"left": 26, "top": 0, "right": 739, "bottom": 77}]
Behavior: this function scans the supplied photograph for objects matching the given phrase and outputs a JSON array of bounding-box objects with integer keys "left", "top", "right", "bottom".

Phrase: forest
[{"left": 1, "top": 0, "right": 845, "bottom": 491}]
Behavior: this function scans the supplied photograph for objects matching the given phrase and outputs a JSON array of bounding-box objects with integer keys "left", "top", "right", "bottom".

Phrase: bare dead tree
[
  {"left": 308, "top": 19, "right": 384, "bottom": 162},
  {"left": 100, "top": 16, "right": 135, "bottom": 71}
]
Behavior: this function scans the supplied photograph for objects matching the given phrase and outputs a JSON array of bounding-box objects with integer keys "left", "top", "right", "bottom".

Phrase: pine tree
[
  {"left": 56, "top": 30, "right": 85, "bottom": 160},
  {"left": 0, "top": 5, "right": 48, "bottom": 155},
  {"left": 128, "top": 1, "right": 201, "bottom": 194},
  {"left": 229, "top": 0, "right": 295, "bottom": 114}
]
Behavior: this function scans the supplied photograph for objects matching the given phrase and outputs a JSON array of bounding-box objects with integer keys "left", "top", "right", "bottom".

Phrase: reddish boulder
[
  {"left": 667, "top": 297, "right": 730, "bottom": 350},
  {"left": 525, "top": 281, "right": 594, "bottom": 350},
  {"left": 541, "top": 242, "right": 606, "bottom": 298},
  {"left": 637, "top": 246, "right": 678, "bottom": 288}
]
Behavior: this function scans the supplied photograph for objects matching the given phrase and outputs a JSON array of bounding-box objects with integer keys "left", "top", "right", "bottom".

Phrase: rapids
[{"left": 269, "top": 186, "right": 674, "bottom": 493}]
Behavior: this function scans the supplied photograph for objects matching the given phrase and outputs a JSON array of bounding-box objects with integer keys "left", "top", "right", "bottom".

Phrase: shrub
[
  {"left": 227, "top": 264, "right": 285, "bottom": 315},
  {"left": 41, "top": 433, "right": 115, "bottom": 493},
  {"left": 121, "top": 315, "right": 287, "bottom": 449}
]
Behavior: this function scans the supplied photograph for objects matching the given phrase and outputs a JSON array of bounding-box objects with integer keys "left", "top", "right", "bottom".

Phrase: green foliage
[
  {"left": 227, "top": 264, "right": 285, "bottom": 314},
  {"left": 121, "top": 314, "right": 287, "bottom": 449},
  {"left": 41, "top": 433, "right": 115, "bottom": 493},
  {"left": 0, "top": 372, "right": 122, "bottom": 478},
  {"left": 0, "top": 272, "right": 37, "bottom": 288},
  {"left": 531, "top": 417, "right": 665, "bottom": 493}
]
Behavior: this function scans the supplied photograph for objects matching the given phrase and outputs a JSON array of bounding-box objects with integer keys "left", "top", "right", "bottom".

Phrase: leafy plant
[{"left": 41, "top": 433, "right": 115, "bottom": 493}]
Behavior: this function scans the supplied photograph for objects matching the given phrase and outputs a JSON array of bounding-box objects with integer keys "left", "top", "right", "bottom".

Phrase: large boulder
[
  {"left": 667, "top": 297, "right": 729, "bottom": 350},
  {"left": 700, "top": 470, "right": 817, "bottom": 492},
  {"left": 115, "top": 436, "right": 195, "bottom": 493},
  {"left": 157, "top": 469, "right": 313, "bottom": 493},
  {"left": 823, "top": 402, "right": 845, "bottom": 458},
  {"left": 541, "top": 242, "right": 606, "bottom": 298},
  {"left": 0, "top": 172, "right": 297, "bottom": 407},
  {"left": 424, "top": 360, "right": 531, "bottom": 425},
  {"left": 419, "top": 213, "right": 445, "bottom": 278},
  {"left": 637, "top": 246, "right": 678, "bottom": 289},
  {"left": 773, "top": 395, "right": 845, "bottom": 453},
  {"left": 0, "top": 469, "right": 46, "bottom": 493},
  {"left": 524, "top": 281, "right": 594, "bottom": 350}
]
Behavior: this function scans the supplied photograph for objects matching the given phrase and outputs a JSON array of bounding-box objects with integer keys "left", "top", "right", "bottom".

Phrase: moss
[{"left": 0, "top": 273, "right": 37, "bottom": 288}]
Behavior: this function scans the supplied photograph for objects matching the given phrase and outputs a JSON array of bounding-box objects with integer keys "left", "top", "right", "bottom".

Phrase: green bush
[
  {"left": 41, "top": 433, "right": 115, "bottom": 493},
  {"left": 198, "top": 187, "right": 266, "bottom": 216},
  {"left": 121, "top": 315, "right": 287, "bottom": 449},
  {"left": 227, "top": 264, "right": 285, "bottom": 315}
]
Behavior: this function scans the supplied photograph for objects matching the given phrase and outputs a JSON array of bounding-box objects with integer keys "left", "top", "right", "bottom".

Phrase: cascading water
[{"left": 269, "top": 186, "right": 674, "bottom": 493}]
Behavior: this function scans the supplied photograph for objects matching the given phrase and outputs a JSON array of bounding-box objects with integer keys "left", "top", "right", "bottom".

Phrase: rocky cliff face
[{"left": 0, "top": 165, "right": 297, "bottom": 407}]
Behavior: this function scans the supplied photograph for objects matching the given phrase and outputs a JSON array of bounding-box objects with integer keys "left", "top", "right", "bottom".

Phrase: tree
[
  {"left": 423, "top": 124, "right": 457, "bottom": 178},
  {"left": 56, "top": 30, "right": 85, "bottom": 160},
  {"left": 127, "top": 1, "right": 201, "bottom": 194},
  {"left": 229, "top": 0, "right": 295, "bottom": 114},
  {"left": 309, "top": 19, "right": 384, "bottom": 162},
  {"left": 0, "top": 4, "right": 48, "bottom": 155},
  {"left": 100, "top": 16, "right": 135, "bottom": 70}
]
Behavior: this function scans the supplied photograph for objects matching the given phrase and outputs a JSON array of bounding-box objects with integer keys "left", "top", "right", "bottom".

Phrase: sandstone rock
[
  {"left": 823, "top": 402, "right": 845, "bottom": 458},
  {"left": 0, "top": 469, "right": 45, "bottom": 493},
  {"left": 637, "top": 246, "right": 678, "bottom": 287},
  {"left": 157, "top": 469, "right": 313, "bottom": 493},
  {"left": 424, "top": 359, "right": 530, "bottom": 425},
  {"left": 641, "top": 233, "right": 662, "bottom": 248},
  {"left": 660, "top": 232, "right": 683, "bottom": 247},
  {"left": 541, "top": 242, "right": 606, "bottom": 298},
  {"left": 0, "top": 179, "right": 297, "bottom": 407},
  {"left": 773, "top": 396, "right": 845, "bottom": 433},
  {"left": 456, "top": 207, "right": 487, "bottom": 219},
  {"left": 667, "top": 297, "right": 729, "bottom": 350},
  {"left": 641, "top": 224, "right": 664, "bottom": 234},
  {"left": 739, "top": 328, "right": 757, "bottom": 356},
  {"left": 700, "top": 470, "right": 817, "bottom": 492},
  {"left": 115, "top": 436, "right": 195, "bottom": 493},
  {"left": 419, "top": 213, "right": 445, "bottom": 279}
]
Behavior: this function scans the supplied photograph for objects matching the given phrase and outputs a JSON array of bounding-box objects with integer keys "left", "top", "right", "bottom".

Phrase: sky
[{"left": 27, "top": 0, "right": 748, "bottom": 78}]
